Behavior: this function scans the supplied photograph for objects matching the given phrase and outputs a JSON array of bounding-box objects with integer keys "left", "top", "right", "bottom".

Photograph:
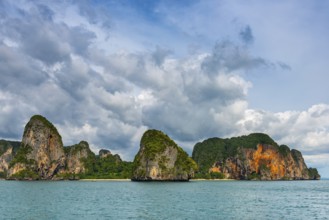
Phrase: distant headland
[{"left": 0, "top": 115, "right": 320, "bottom": 181}]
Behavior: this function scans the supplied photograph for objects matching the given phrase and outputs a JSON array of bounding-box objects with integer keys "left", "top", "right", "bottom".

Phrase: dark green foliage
[
  {"left": 192, "top": 133, "right": 278, "bottom": 177},
  {"left": 192, "top": 138, "right": 226, "bottom": 175},
  {"left": 64, "top": 141, "right": 92, "bottom": 155},
  {"left": 175, "top": 146, "right": 198, "bottom": 175},
  {"left": 210, "top": 172, "right": 225, "bottom": 179},
  {"left": 0, "top": 171, "right": 7, "bottom": 178},
  {"left": 0, "top": 140, "right": 11, "bottom": 156},
  {"left": 194, "top": 172, "right": 211, "bottom": 179},
  {"left": 278, "top": 145, "right": 291, "bottom": 157},
  {"left": 227, "top": 133, "right": 278, "bottom": 149},
  {"left": 247, "top": 172, "right": 261, "bottom": 180},
  {"left": 79, "top": 153, "right": 133, "bottom": 179},
  {"left": 9, "top": 141, "right": 21, "bottom": 154},
  {"left": 0, "top": 140, "right": 21, "bottom": 156},
  {"left": 291, "top": 149, "right": 302, "bottom": 164},
  {"left": 9, "top": 145, "right": 35, "bottom": 168},
  {"left": 9, "top": 169, "right": 39, "bottom": 180},
  {"left": 25, "top": 115, "right": 63, "bottom": 146},
  {"left": 308, "top": 167, "right": 320, "bottom": 180},
  {"left": 159, "top": 156, "right": 168, "bottom": 170},
  {"left": 140, "top": 129, "right": 177, "bottom": 159}
]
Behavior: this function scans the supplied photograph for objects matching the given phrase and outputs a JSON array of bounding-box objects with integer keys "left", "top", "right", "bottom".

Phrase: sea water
[{"left": 0, "top": 180, "right": 328, "bottom": 220}]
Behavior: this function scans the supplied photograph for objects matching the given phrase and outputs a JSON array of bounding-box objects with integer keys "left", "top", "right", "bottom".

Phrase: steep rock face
[
  {"left": 210, "top": 144, "right": 311, "bottom": 180},
  {"left": 0, "top": 140, "right": 20, "bottom": 177},
  {"left": 193, "top": 133, "right": 320, "bottom": 180},
  {"left": 65, "top": 141, "right": 93, "bottom": 174},
  {"left": 1, "top": 115, "right": 134, "bottom": 180},
  {"left": 8, "top": 115, "right": 66, "bottom": 180},
  {"left": 132, "top": 129, "right": 197, "bottom": 181},
  {"left": 0, "top": 148, "right": 13, "bottom": 176}
]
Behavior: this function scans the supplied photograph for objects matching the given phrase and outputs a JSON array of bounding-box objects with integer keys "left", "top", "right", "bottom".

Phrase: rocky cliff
[
  {"left": 192, "top": 133, "right": 320, "bottom": 180},
  {"left": 0, "top": 140, "right": 20, "bottom": 178},
  {"left": 64, "top": 141, "right": 94, "bottom": 175},
  {"left": 1, "top": 116, "right": 321, "bottom": 181},
  {"left": 0, "top": 115, "right": 135, "bottom": 180},
  {"left": 7, "top": 115, "right": 66, "bottom": 180},
  {"left": 132, "top": 129, "right": 197, "bottom": 181}
]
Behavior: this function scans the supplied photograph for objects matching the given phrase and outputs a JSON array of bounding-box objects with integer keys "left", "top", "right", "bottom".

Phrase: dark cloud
[
  {"left": 0, "top": 43, "right": 48, "bottom": 87},
  {"left": 142, "top": 102, "right": 220, "bottom": 142},
  {"left": 138, "top": 44, "right": 251, "bottom": 141},
  {"left": 184, "top": 75, "right": 247, "bottom": 104},
  {"left": 152, "top": 46, "right": 172, "bottom": 66},
  {"left": 1, "top": 2, "right": 96, "bottom": 66},
  {"left": 3, "top": 17, "right": 70, "bottom": 65},
  {"left": 201, "top": 41, "right": 268, "bottom": 74},
  {"left": 0, "top": 89, "right": 41, "bottom": 140},
  {"left": 239, "top": 25, "right": 254, "bottom": 44},
  {"left": 54, "top": 61, "right": 91, "bottom": 101},
  {"left": 68, "top": 26, "right": 96, "bottom": 56}
]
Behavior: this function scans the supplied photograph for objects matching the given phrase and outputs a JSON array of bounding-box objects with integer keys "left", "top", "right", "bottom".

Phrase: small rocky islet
[
  {"left": 131, "top": 129, "right": 197, "bottom": 181},
  {"left": 0, "top": 115, "right": 320, "bottom": 181}
]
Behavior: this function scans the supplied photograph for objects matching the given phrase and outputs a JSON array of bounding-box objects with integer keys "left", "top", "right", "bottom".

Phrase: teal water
[{"left": 0, "top": 180, "right": 328, "bottom": 220}]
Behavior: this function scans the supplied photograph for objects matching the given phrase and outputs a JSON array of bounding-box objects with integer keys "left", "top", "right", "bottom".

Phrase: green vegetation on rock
[
  {"left": 0, "top": 171, "right": 7, "bottom": 178},
  {"left": 192, "top": 133, "right": 278, "bottom": 177},
  {"left": 247, "top": 172, "right": 261, "bottom": 180},
  {"left": 0, "top": 140, "right": 21, "bottom": 156},
  {"left": 308, "top": 167, "right": 320, "bottom": 180},
  {"left": 79, "top": 153, "right": 133, "bottom": 179},
  {"left": 9, "top": 169, "right": 39, "bottom": 180},
  {"left": 63, "top": 141, "right": 132, "bottom": 179},
  {"left": 64, "top": 141, "right": 92, "bottom": 155},
  {"left": 132, "top": 129, "right": 197, "bottom": 181},
  {"left": 278, "top": 145, "right": 291, "bottom": 157},
  {"left": 140, "top": 129, "right": 178, "bottom": 159},
  {"left": 175, "top": 146, "right": 198, "bottom": 175},
  {"left": 1, "top": 114, "right": 321, "bottom": 181},
  {"left": 9, "top": 145, "right": 35, "bottom": 168},
  {"left": 209, "top": 172, "right": 225, "bottom": 179}
]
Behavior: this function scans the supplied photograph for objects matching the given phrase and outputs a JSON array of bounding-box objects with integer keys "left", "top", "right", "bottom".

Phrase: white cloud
[
  {"left": 0, "top": 0, "right": 329, "bottom": 177},
  {"left": 237, "top": 104, "right": 329, "bottom": 155}
]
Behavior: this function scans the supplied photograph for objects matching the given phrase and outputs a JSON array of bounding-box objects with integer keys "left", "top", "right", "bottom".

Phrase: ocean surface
[{"left": 0, "top": 180, "right": 328, "bottom": 220}]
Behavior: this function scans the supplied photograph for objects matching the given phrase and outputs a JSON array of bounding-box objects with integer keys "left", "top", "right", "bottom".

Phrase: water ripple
[{"left": 0, "top": 180, "right": 328, "bottom": 219}]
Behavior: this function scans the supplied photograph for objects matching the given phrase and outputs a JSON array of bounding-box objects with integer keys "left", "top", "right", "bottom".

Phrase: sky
[{"left": 1, "top": 0, "right": 329, "bottom": 177}]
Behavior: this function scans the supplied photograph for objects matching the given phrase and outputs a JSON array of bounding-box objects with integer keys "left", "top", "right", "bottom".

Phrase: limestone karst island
[{"left": 0, "top": 115, "right": 320, "bottom": 181}]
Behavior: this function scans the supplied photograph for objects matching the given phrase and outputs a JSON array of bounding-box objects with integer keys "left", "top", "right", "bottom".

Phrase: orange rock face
[
  {"left": 249, "top": 144, "right": 285, "bottom": 179},
  {"left": 210, "top": 144, "right": 310, "bottom": 180}
]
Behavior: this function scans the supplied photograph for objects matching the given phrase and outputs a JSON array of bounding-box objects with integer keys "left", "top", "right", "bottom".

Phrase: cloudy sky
[{"left": 1, "top": 0, "right": 329, "bottom": 177}]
